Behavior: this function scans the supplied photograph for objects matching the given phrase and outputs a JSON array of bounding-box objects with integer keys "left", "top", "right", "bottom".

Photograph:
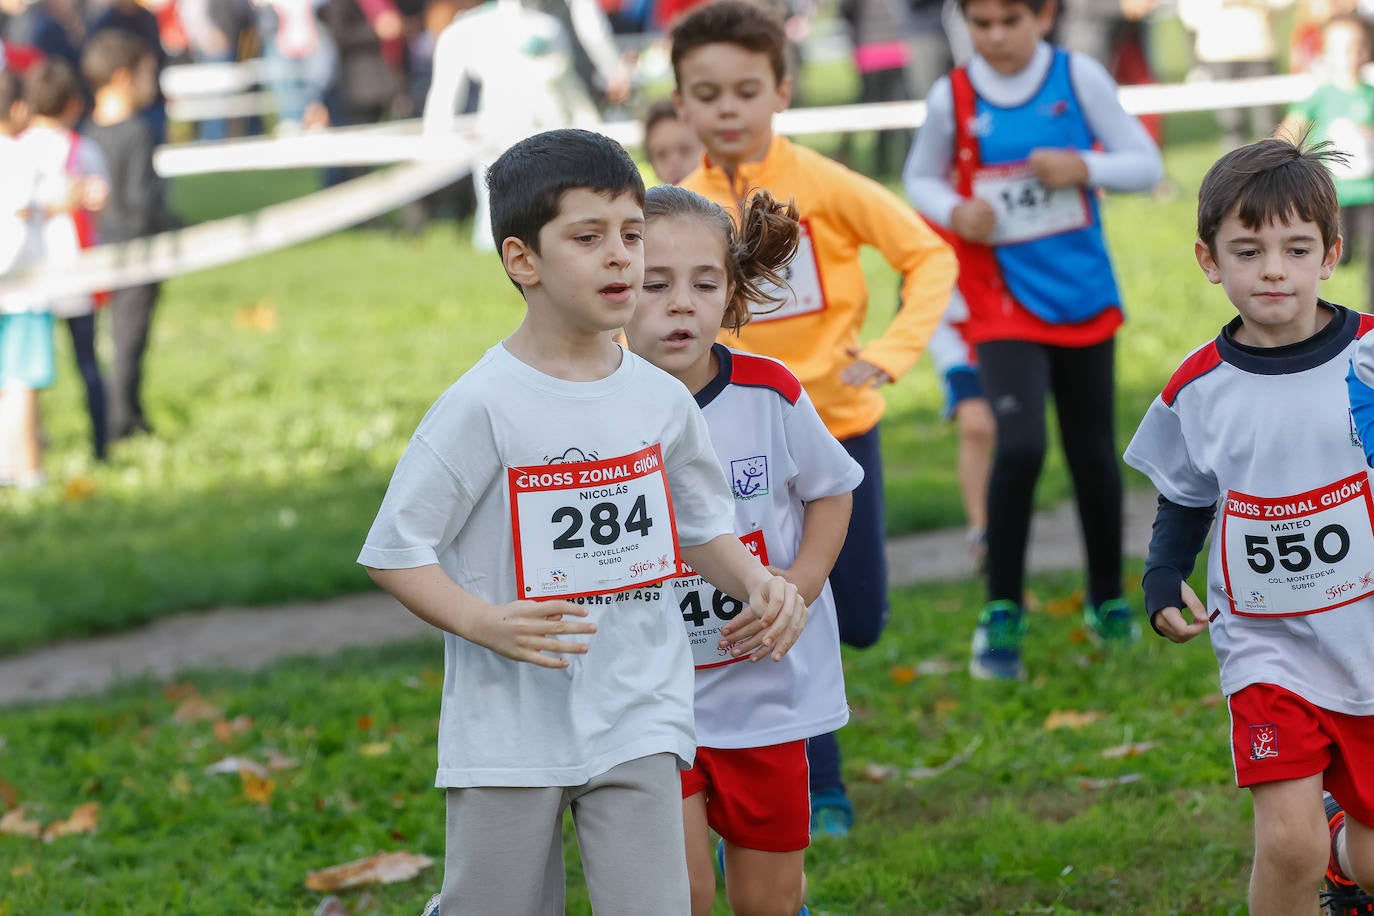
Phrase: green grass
[
  {"left": 0, "top": 116, "right": 1365, "bottom": 655},
  {"left": 0, "top": 570, "right": 1257, "bottom": 915}
]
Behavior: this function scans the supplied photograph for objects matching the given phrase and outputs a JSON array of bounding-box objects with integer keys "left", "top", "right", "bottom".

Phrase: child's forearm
[
  {"left": 1142, "top": 496, "right": 1216, "bottom": 623},
  {"left": 779, "top": 493, "right": 853, "bottom": 606},
  {"left": 681, "top": 534, "right": 773, "bottom": 601},
  {"left": 365, "top": 563, "right": 487, "bottom": 638}
]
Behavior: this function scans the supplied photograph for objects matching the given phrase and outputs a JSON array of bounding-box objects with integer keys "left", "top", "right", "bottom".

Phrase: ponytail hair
[{"left": 643, "top": 184, "right": 800, "bottom": 333}]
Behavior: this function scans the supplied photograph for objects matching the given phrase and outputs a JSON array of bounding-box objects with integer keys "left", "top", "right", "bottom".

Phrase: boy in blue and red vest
[{"left": 903, "top": 0, "right": 1161, "bottom": 680}]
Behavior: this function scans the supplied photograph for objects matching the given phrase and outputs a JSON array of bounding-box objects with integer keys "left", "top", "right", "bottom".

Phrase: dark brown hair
[
  {"left": 642, "top": 98, "right": 681, "bottom": 137},
  {"left": 644, "top": 184, "right": 799, "bottom": 332},
  {"left": 1197, "top": 134, "right": 1344, "bottom": 256},
  {"left": 22, "top": 58, "right": 80, "bottom": 119},
  {"left": 670, "top": 0, "right": 788, "bottom": 88},
  {"left": 83, "top": 29, "right": 154, "bottom": 94}
]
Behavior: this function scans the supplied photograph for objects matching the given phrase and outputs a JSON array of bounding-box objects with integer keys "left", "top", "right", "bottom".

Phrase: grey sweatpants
[{"left": 439, "top": 753, "right": 689, "bottom": 916}]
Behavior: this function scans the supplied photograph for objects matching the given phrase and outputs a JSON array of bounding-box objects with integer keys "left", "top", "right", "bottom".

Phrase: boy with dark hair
[
  {"left": 82, "top": 29, "right": 177, "bottom": 443},
  {"left": 670, "top": 0, "right": 958, "bottom": 837},
  {"left": 359, "top": 127, "right": 809, "bottom": 916},
  {"left": 18, "top": 56, "right": 109, "bottom": 462},
  {"left": 1127, "top": 136, "right": 1374, "bottom": 916},
  {"left": 904, "top": 0, "right": 1162, "bottom": 681}
]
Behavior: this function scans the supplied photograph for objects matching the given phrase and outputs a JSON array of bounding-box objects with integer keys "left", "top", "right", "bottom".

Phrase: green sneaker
[
  {"left": 969, "top": 600, "right": 1027, "bottom": 680},
  {"left": 1084, "top": 598, "right": 1141, "bottom": 647}
]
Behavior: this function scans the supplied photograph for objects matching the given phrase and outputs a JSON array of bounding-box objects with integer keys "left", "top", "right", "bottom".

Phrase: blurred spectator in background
[
  {"left": 176, "top": 0, "right": 256, "bottom": 139},
  {"left": 642, "top": 97, "right": 699, "bottom": 184},
  {"left": 83, "top": 29, "right": 179, "bottom": 442},
  {"left": 1178, "top": 0, "right": 1292, "bottom": 149},
  {"left": 527, "top": 0, "right": 634, "bottom": 111},
  {"left": 840, "top": 0, "right": 911, "bottom": 176},
  {"left": 88, "top": 0, "right": 170, "bottom": 142},
  {"left": 0, "top": 67, "right": 49, "bottom": 490},
  {"left": 5, "top": 0, "right": 84, "bottom": 83},
  {"left": 1283, "top": 13, "right": 1374, "bottom": 308},
  {"left": 257, "top": 0, "right": 336, "bottom": 133},
  {"left": 905, "top": 0, "right": 955, "bottom": 102},
  {"left": 19, "top": 57, "right": 110, "bottom": 462},
  {"left": 318, "top": 0, "right": 405, "bottom": 129},
  {"left": 423, "top": 0, "right": 585, "bottom": 249}
]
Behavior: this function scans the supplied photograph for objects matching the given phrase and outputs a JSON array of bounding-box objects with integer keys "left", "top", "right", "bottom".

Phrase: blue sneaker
[
  {"left": 969, "top": 600, "right": 1027, "bottom": 680},
  {"left": 810, "top": 788, "right": 853, "bottom": 839},
  {"left": 1083, "top": 598, "right": 1141, "bottom": 648},
  {"left": 420, "top": 893, "right": 440, "bottom": 916}
]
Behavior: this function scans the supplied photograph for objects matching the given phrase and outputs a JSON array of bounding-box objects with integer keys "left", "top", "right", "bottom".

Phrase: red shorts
[
  {"left": 680, "top": 741, "right": 810, "bottom": 852},
  {"left": 1229, "top": 682, "right": 1374, "bottom": 825}
]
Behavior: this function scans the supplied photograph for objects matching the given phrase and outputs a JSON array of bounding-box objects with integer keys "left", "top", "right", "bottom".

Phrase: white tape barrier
[
  {"left": 153, "top": 72, "right": 1319, "bottom": 178},
  {"left": 0, "top": 148, "right": 474, "bottom": 311}
]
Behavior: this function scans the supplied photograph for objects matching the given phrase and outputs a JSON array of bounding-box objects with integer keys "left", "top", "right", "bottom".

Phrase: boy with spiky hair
[
  {"left": 1128, "top": 137, "right": 1374, "bottom": 916},
  {"left": 359, "top": 128, "right": 808, "bottom": 916},
  {"left": 670, "top": 0, "right": 957, "bottom": 836}
]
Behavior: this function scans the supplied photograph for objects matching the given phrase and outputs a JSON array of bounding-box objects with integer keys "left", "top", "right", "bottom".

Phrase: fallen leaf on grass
[
  {"left": 240, "top": 769, "right": 275, "bottom": 804},
  {"left": 235, "top": 300, "right": 278, "bottom": 333},
  {"left": 1044, "top": 709, "right": 1105, "bottom": 730},
  {"left": 264, "top": 749, "right": 300, "bottom": 771},
  {"left": 171, "top": 772, "right": 191, "bottom": 796},
  {"left": 205, "top": 756, "right": 267, "bottom": 778},
  {"left": 42, "top": 802, "right": 99, "bottom": 841},
  {"left": 314, "top": 897, "right": 349, "bottom": 916},
  {"left": 0, "top": 808, "right": 40, "bottom": 838},
  {"left": 862, "top": 736, "right": 983, "bottom": 783},
  {"left": 304, "top": 850, "right": 434, "bottom": 892},
  {"left": 933, "top": 698, "right": 961, "bottom": 716},
  {"left": 1044, "top": 591, "right": 1084, "bottom": 619},
  {"left": 889, "top": 665, "right": 917, "bottom": 685},
  {"left": 62, "top": 476, "right": 98, "bottom": 502},
  {"left": 0, "top": 778, "right": 18, "bottom": 809},
  {"left": 213, "top": 715, "right": 254, "bottom": 744},
  {"left": 1101, "top": 741, "right": 1158, "bottom": 759},
  {"left": 915, "top": 657, "right": 960, "bottom": 676},
  {"left": 10, "top": 861, "right": 31, "bottom": 877},
  {"left": 173, "top": 696, "right": 222, "bottom": 723},
  {"left": 1077, "top": 773, "right": 1143, "bottom": 790},
  {"left": 358, "top": 742, "right": 391, "bottom": 757}
]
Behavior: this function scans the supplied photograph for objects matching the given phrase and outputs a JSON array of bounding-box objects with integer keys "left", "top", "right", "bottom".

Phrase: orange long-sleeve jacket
[{"left": 682, "top": 136, "right": 957, "bottom": 441}]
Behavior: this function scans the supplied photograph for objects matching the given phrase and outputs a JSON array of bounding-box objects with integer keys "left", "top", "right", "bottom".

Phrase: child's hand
[
  {"left": 719, "top": 575, "right": 807, "bottom": 662},
  {"left": 1151, "top": 582, "right": 1209, "bottom": 643},
  {"left": 765, "top": 563, "right": 825, "bottom": 607},
  {"left": 1028, "top": 149, "right": 1089, "bottom": 189},
  {"left": 950, "top": 198, "right": 997, "bottom": 243},
  {"left": 840, "top": 347, "right": 893, "bottom": 388},
  {"left": 460, "top": 600, "right": 597, "bottom": 668},
  {"left": 79, "top": 177, "right": 110, "bottom": 213}
]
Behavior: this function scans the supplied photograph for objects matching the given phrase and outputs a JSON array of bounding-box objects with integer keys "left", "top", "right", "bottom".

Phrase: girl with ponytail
[{"left": 625, "top": 184, "right": 862, "bottom": 916}]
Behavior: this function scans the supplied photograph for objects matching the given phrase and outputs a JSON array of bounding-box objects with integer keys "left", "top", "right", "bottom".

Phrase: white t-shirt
[
  {"left": 0, "top": 134, "right": 38, "bottom": 298},
  {"left": 1125, "top": 305, "right": 1374, "bottom": 715},
  {"left": 15, "top": 126, "right": 109, "bottom": 317},
  {"left": 359, "top": 343, "right": 737, "bottom": 788},
  {"left": 674, "top": 346, "right": 862, "bottom": 749}
]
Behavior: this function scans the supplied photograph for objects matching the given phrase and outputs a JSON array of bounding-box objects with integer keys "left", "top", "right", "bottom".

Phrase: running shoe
[
  {"left": 1083, "top": 598, "right": 1141, "bottom": 647},
  {"left": 969, "top": 600, "right": 1027, "bottom": 680},
  {"left": 1322, "top": 794, "right": 1374, "bottom": 915}
]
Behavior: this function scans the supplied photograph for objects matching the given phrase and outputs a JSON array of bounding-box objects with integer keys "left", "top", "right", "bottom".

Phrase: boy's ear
[
  {"left": 1322, "top": 236, "right": 1344, "bottom": 279},
  {"left": 775, "top": 76, "right": 793, "bottom": 113},
  {"left": 501, "top": 236, "right": 539, "bottom": 288},
  {"left": 1194, "top": 239, "right": 1222, "bottom": 284}
]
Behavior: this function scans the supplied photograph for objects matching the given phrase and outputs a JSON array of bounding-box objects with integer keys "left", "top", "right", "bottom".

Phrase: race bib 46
[
  {"left": 670, "top": 529, "right": 769, "bottom": 669},
  {"left": 1220, "top": 472, "right": 1374, "bottom": 617},
  {"left": 508, "top": 445, "right": 684, "bottom": 600}
]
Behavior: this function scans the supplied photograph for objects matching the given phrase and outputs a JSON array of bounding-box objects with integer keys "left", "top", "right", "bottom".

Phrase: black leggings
[
  {"left": 65, "top": 314, "right": 107, "bottom": 461},
  {"left": 975, "top": 337, "right": 1122, "bottom": 607}
]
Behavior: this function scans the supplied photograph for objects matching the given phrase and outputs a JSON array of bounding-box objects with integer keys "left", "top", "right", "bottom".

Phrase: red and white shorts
[
  {"left": 680, "top": 740, "right": 810, "bottom": 852},
  {"left": 1229, "top": 682, "right": 1374, "bottom": 825}
]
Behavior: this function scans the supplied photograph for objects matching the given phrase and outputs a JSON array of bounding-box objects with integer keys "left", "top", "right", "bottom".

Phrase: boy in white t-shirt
[
  {"left": 1125, "top": 137, "right": 1374, "bottom": 916},
  {"left": 358, "top": 128, "right": 808, "bottom": 916}
]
